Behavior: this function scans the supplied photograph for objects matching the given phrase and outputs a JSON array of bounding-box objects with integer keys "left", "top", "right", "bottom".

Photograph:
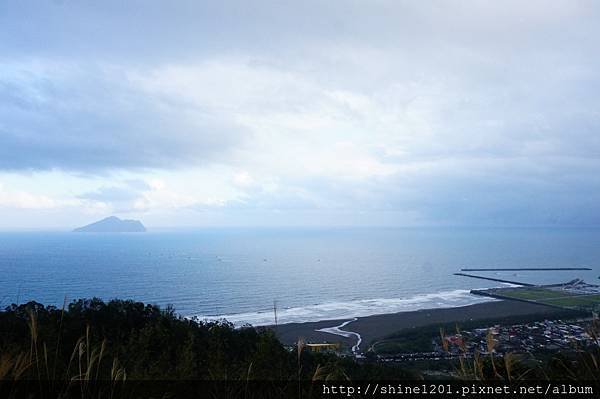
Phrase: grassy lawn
[
  {"left": 495, "top": 287, "right": 600, "bottom": 310},
  {"left": 499, "top": 288, "right": 569, "bottom": 301},
  {"left": 542, "top": 294, "right": 600, "bottom": 307}
]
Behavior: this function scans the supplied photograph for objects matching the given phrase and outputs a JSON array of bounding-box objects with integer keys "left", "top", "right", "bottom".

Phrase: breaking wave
[{"left": 192, "top": 288, "right": 497, "bottom": 327}]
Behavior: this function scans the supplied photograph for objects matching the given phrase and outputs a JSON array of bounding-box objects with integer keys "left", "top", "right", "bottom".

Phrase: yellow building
[{"left": 305, "top": 343, "right": 341, "bottom": 353}]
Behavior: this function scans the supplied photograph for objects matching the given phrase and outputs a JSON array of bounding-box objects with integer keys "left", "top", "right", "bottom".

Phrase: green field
[
  {"left": 543, "top": 294, "right": 600, "bottom": 307},
  {"left": 499, "top": 288, "right": 563, "bottom": 301},
  {"left": 493, "top": 287, "right": 600, "bottom": 310}
]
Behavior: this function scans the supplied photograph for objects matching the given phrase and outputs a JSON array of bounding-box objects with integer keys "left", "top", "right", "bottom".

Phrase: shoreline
[{"left": 268, "top": 300, "right": 576, "bottom": 350}]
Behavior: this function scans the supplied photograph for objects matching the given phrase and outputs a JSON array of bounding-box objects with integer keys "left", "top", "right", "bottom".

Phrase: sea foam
[{"left": 192, "top": 288, "right": 497, "bottom": 327}]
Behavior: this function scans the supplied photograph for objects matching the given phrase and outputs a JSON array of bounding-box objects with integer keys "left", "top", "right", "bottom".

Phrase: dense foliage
[
  {"left": 0, "top": 298, "right": 415, "bottom": 381},
  {"left": 1, "top": 298, "right": 598, "bottom": 386}
]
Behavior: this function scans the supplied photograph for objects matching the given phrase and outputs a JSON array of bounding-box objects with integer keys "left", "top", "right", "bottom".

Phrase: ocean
[{"left": 1, "top": 227, "right": 599, "bottom": 326}]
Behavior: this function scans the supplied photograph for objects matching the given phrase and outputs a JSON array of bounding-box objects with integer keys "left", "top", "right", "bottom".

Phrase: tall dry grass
[{"left": 0, "top": 306, "right": 127, "bottom": 398}]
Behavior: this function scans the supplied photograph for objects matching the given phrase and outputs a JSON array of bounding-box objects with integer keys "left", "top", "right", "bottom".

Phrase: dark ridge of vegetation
[
  {"left": 1, "top": 298, "right": 599, "bottom": 387},
  {"left": 0, "top": 298, "right": 417, "bottom": 381}
]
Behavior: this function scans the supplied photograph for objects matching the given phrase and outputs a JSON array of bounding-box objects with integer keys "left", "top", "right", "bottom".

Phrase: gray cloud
[
  {"left": 0, "top": 64, "right": 246, "bottom": 172},
  {"left": 75, "top": 180, "right": 150, "bottom": 213},
  {"left": 78, "top": 184, "right": 148, "bottom": 203},
  {"left": 1, "top": 1, "right": 600, "bottom": 227}
]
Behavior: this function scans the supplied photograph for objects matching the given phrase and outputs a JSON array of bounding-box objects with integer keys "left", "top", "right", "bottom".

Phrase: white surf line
[{"left": 315, "top": 318, "right": 362, "bottom": 354}]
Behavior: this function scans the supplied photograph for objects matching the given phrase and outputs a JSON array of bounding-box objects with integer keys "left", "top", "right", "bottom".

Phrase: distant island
[{"left": 73, "top": 216, "right": 146, "bottom": 233}]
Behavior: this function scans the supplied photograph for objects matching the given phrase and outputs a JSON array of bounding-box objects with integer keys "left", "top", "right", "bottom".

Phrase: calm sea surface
[{"left": 1, "top": 228, "right": 599, "bottom": 325}]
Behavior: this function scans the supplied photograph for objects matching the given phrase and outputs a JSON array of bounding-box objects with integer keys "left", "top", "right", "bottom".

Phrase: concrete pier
[
  {"left": 453, "top": 272, "right": 534, "bottom": 286},
  {"left": 461, "top": 267, "right": 591, "bottom": 271}
]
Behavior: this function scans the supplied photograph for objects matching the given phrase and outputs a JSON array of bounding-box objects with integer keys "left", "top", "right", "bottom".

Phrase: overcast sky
[{"left": 1, "top": 0, "right": 599, "bottom": 229}]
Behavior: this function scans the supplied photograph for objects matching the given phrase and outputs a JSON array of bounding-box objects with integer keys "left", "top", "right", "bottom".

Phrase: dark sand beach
[{"left": 270, "top": 300, "right": 568, "bottom": 350}]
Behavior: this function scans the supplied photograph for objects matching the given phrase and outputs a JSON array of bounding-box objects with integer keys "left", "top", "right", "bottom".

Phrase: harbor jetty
[
  {"left": 453, "top": 272, "right": 534, "bottom": 286},
  {"left": 461, "top": 267, "right": 591, "bottom": 271}
]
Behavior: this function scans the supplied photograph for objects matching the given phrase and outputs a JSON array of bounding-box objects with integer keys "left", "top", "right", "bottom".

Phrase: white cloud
[
  {"left": 131, "top": 179, "right": 226, "bottom": 212},
  {"left": 1, "top": 1, "right": 600, "bottom": 226},
  {"left": 0, "top": 182, "right": 76, "bottom": 209},
  {"left": 233, "top": 171, "right": 255, "bottom": 187}
]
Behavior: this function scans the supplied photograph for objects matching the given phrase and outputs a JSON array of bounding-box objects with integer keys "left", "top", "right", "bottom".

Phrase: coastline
[{"left": 269, "top": 300, "right": 572, "bottom": 350}]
